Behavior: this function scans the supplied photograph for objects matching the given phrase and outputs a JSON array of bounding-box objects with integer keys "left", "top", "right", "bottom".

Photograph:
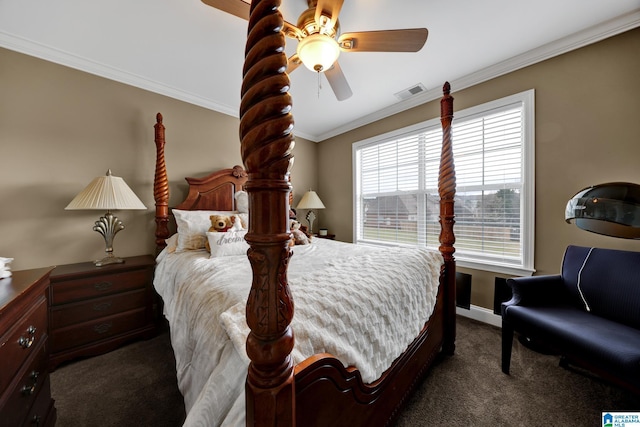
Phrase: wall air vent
[{"left": 394, "top": 83, "right": 427, "bottom": 101}]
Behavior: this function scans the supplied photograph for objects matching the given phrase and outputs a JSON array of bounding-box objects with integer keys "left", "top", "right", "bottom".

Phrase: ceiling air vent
[{"left": 394, "top": 83, "right": 427, "bottom": 101}]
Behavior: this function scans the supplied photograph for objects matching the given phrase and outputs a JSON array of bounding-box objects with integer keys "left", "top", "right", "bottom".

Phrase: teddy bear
[
  {"left": 206, "top": 214, "right": 246, "bottom": 252},
  {"left": 290, "top": 219, "right": 311, "bottom": 246},
  {"left": 209, "top": 214, "right": 234, "bottom": 232}
]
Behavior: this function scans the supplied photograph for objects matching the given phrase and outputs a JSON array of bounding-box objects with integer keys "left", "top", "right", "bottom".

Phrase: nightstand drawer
[
  {"left": 51, "top": 289, "right": 147, "bottom": 329},
  {"left": 0, "top": 339, "right": 48, "bottom": 427},
  {"left": 50, "top": 269, "right": 149, "bottom": 305},
  {"left": 0, "top": 296, "right": 47, "bottom": 394},
  {"left": 51, "top": 308, "right": 149, "bottom": 353}
]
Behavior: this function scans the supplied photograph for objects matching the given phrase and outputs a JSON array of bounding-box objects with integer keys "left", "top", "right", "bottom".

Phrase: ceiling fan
[{"left": 202, "top": 0, "right": 428, "bottom": 101}]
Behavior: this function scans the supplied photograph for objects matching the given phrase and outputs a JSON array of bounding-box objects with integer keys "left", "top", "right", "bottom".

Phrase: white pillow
[
  {"left": 173, "top": 209, "right": 238, "bottom": 252},
  {"left": 207, "top": 231, "right": 249, "bottom": 258},
  {"left": 235, "top": 191, "right": 248, "bottom": 213}
]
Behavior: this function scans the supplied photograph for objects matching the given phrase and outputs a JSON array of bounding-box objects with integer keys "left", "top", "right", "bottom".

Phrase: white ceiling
[{"left": 1, "top": 1, "right": 639, "bottom": 142}]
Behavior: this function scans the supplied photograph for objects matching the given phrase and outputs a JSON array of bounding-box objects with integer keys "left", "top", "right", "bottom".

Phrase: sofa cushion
[
  {"left": 504, "top": 304, "right": 640, "bottom": 385},
  {"left": 561, "top": 245, "right": 640, "bottom": 329}
]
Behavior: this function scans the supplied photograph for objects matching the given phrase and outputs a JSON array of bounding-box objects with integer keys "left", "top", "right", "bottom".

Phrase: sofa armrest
[{"left": 503, "top": 274, "right": 566, "bottom": 309}]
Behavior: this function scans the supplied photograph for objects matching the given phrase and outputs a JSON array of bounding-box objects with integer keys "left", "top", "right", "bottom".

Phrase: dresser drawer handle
[
  {"left": 21, "top": 382, "right": 36, "bottom": 396},
  {"left": 93, "top": 301, "right": 113, "bottom": 311},
  {"left": 21, "top": 371, "right": 39, "bottom": 396},
  {"left": 31, "top": 415, "right": 41, "bottom": 426},
  {"left": 94, "top": 281, "right": 113, "bottom": 291},
  {"left": 18, "top": 326, "right": 37, "bottom": 349},
  {"left": 93, "top": 322, "right": 113, "bottom": 334}
]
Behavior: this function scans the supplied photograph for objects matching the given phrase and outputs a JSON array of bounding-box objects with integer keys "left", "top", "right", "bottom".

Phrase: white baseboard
[{"left": 456, "top": 304, "right": 502, "bottom": 328}]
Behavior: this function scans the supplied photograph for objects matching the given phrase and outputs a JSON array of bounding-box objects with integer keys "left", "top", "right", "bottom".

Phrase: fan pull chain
[{"left": 317, "top": 71, "right": 321, "bottom": 98}]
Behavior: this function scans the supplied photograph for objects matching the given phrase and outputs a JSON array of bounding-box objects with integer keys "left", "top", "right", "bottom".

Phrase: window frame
[{"left": 352, "top": 89, "right": 535, "bottom": 276}]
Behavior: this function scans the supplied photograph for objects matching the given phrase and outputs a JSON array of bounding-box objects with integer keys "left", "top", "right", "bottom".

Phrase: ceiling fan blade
[
  {"left": 325, "top": 61, "right": 352, "bottom": 101},
  {"left": 338, "top": 28, "right": 428, "bottom": 52},
  {"left": 287, "top": 54, "right": 303, "bottom": 74},
  {"left": 201, "top": 0, "right": 249, "bottom": 20},
  {"left": 315, "top": 0, "right": 344, "bottom": 31},
  {"left": 202, "top": 0, "right": 301, "bottom": 39},
  {"left": 283, "top": 21, "right": 304, "bottom": 39}
]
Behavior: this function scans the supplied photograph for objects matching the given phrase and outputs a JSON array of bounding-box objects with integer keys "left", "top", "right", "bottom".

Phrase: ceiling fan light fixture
[{"left": 297, "top": 33, "right": 340, "bottom": 73}]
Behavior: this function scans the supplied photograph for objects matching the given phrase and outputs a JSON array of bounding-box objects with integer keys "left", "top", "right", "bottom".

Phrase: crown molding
[
  {"left": 0, "top": 30, "right": 240, "bottom": 119},
  {"left": 1, "top": 9, "right": 638, "bottom": 143},
  {"left": 313, "top": 9, "right": 640, "bottom": 142}
]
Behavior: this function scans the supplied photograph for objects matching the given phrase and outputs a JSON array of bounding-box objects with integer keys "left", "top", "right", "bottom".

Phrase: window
[{"left": 353, "top": 90, "right": 535, "bottom": 276}]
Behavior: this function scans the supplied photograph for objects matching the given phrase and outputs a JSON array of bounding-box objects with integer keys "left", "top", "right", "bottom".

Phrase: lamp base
[
  {"left": 94, "top": 255, "right": 125, "bottom": 267},
  {"left": 93, "top": 211, "right": 126, "bottom": 267},
  {"left": 305, "top": 210, "right": 317, "bottom": 235}
]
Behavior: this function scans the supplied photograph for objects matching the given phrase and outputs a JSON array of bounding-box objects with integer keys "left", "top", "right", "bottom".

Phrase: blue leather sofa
[{"left": 501, "top": 245, "right": 640, "bottom": 393}]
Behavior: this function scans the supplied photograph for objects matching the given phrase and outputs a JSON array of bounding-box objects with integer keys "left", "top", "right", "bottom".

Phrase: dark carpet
[
  {"left": 50, "top": 331, "right": 185, "bottom": 427},
  {"left": 50, "top": 316, "right": 638, "bottom": 426}
]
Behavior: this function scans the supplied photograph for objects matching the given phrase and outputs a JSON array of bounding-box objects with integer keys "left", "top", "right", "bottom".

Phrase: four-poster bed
[{"left": 151, "top": 1, "right": 456, "bottom": 426}]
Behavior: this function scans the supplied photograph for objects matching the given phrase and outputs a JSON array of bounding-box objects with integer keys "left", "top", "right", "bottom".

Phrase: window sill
[{"left": 456, "top": 258, "right": 535, "bottom": 277}]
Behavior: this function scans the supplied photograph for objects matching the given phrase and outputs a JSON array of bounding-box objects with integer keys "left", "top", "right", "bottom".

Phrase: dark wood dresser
[
  {"left": 0, "top": 267, "right": 57, "bottom": 427},
  {"left": 48, "top": 255, "right": 156, "bottom": 370}
]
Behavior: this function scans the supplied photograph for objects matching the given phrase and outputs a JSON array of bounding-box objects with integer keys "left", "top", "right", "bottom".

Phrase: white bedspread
[{"left": 154, "top": 238, "right": 443, "bottom": 427}]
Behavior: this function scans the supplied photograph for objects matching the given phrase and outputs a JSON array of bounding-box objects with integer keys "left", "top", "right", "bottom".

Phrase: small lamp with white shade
[
  {"left": 296, "top": 190, "right": 325, "bottom": 235},
  {"left": 66, "top": 170, "right": 146, "bottom": 266}
]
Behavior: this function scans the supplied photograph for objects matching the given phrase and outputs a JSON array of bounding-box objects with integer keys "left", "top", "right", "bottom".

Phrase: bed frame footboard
[{"left": 294, "top": 292, "right": 446, "bottom": 427}]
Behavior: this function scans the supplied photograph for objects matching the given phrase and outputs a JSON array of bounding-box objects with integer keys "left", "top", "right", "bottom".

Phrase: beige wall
[
  {"left": 3, "top": 28, "right": 639, "bottom": 309},
  {"left": 317, "top": 28, "right": 640, "bottom": 310},
  {"left": 0, "top": 47, "right": 318, "bottom": 270}
]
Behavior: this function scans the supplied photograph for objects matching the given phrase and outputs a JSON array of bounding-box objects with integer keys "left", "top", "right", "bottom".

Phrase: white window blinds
[{"left": 353, "top": 90, "right": 535, "bottom": 275}]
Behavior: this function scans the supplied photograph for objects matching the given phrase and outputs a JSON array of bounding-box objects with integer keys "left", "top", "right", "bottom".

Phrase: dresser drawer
[
  {"left": 23, "top": 375, "right": 55, "bottom": 427},
  {"left": 50, "top": 269, "right": 149, "bottom": 305},
  {"left": 51, "top": 308, "right": 149, "bottom": 353},
  {"left": 0, "top": 296, "right": 47, "bottom": 394},
  {"left": 0, "top": 339, "right": 48, "bottom": 427},
  {"left": 51, "top": 289, "right": 148, "bottom": 329}
]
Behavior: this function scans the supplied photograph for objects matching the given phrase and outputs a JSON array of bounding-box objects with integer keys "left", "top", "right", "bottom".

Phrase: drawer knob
[
  {"left": 31, "top": 415, "right": 41, "bottom": 426},
  {"left": 94, "top": 281, "right": 113, "bottom": 291},
  {"left": 18, "top": 326, "right": 37, "bottom": 349},
  {"left": 93, "top": 322, "right": 113, "bottom": 334},
  {"left": 92, "top": 301, "right": 113, "bottom": 311}
]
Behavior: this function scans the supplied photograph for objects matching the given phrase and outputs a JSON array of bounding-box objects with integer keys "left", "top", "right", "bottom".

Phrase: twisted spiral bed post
[
  {"left": 240, "top": 0, "right": 296, "bottom": 425},
  {"left": 154, "top": 112, "right": 170, "bottom": 253},
  {"left": 439, "top": 82, "right": 456, "bottom": 355}
]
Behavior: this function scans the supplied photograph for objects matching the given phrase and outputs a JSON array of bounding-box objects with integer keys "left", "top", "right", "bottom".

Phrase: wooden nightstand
[
  {"left": 0, "top": 267, "right": 57, "bottom": 427},
  {"left": 48, "top": 255, "right": 156, "bottom": 370}
]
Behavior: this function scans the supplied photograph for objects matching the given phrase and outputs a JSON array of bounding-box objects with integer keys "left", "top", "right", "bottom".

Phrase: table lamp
[
  {"left": 66, "top": 170, "right": 147, "bottom": 266},
  {"left": 296, "top": 190, "right": 325, "bottom": 235}
]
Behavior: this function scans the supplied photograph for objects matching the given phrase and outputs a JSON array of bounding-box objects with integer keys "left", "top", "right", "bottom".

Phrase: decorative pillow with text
[{"left": 207, "top": 231, "right": 249, "bottom": 258}]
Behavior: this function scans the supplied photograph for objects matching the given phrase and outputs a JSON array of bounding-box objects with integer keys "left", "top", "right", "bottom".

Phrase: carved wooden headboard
[{"left": 152, "top": 112, "right": 248, "bottom": 252}]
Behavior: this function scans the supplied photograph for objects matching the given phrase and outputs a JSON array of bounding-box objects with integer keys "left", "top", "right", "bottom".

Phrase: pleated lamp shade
[
  {"left": 66, "top": 170, "right": 146, "bottom": 211},
  {"left": 296, "top": 190, "right": 326, "bottom": 210}
]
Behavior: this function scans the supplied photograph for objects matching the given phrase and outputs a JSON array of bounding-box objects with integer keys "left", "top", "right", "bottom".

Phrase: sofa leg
[
  {"left": 559, "top": 355, "right": 569, "bottom": 369},
  {"left": 502, "top": 321, "right": 514, "bottom": 374}
]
